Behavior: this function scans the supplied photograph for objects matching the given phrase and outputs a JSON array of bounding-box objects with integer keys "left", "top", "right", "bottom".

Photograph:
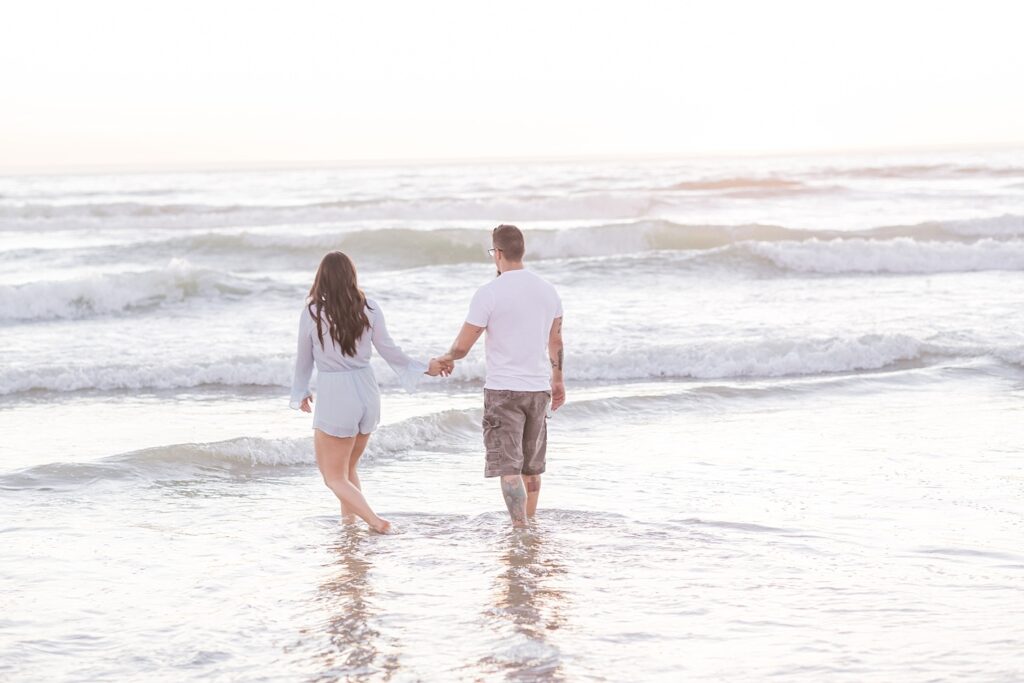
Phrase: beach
[{"left": 2, "top": 150, "right": 1023, "bottom": 681}]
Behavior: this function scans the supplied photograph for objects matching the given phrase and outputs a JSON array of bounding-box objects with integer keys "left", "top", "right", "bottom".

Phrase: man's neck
[{"left": 499, "top": 261, "right": 525, "bottom": 273}]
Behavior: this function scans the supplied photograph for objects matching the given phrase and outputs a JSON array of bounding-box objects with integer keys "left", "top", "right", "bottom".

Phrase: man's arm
[
  {"left": 440, "top": 322, "right": 485, "bottom": 365},
  {"left": 549, "top": 316, "right": 565, "bottom": 411}
]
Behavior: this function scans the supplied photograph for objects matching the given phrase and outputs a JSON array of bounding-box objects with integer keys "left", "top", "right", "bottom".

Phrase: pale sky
[{"left": 1, "top": 0, "right": 1022, "bottom": 170}]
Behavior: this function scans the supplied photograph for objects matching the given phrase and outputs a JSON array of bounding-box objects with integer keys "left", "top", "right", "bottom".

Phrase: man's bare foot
[{"left": 370, "top": 518, "right": 392, "bottom": 534}]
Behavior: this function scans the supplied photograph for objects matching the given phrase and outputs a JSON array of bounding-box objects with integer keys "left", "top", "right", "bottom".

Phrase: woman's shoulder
[
  {"left": 298, "top": 301, "right": 319, "bottom": 326},
  {"left": 364, "top": 297, "right": 382, "bottom": 317}
]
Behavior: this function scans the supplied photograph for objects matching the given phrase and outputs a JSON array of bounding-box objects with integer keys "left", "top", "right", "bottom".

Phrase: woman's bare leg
[
  {"left": 314, "top": 429, "right": 390, "bottom": 533},
  {"left": 339, "top": 433, "right": 371, "bottom": 520}
]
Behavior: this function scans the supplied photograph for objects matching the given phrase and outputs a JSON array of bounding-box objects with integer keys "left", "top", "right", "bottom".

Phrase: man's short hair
[{"left": 492, "top": 224, "right": 525, "bottom": 261}]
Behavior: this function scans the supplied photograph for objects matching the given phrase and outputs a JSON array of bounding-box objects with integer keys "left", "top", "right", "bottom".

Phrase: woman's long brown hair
[{"left": 307, "top": 251, "right": 371, "bottom": 356}]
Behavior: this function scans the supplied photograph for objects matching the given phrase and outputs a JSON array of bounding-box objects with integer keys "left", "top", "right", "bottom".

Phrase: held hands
[
  {"left": 437, "top": 353, "right": 455, "bottom": 375},
  {"left": 427, "top": 357, "right": 455, "bottom": 377}
]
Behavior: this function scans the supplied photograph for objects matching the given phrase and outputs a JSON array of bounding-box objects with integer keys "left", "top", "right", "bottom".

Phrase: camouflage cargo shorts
[{"left": 481, "top": 389, "right": 550, "bottom": 478}]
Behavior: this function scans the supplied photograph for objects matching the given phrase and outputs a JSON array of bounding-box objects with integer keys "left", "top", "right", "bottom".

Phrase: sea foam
[
  {"left": 0, "top": 333, "right": 956, "bottom": 396},
  {"left": 0, "top": 259, "right": 279, "bottom": 321}
]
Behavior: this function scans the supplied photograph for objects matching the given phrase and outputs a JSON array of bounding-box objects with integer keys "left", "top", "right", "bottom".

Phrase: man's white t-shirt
[{"left": 465, "top": 268, "right": 563, "bottom": 392}]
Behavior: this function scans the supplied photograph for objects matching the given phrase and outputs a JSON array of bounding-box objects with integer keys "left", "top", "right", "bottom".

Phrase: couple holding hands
[{"left": 290, "top": 225, "right": 565, "bottom": 533}]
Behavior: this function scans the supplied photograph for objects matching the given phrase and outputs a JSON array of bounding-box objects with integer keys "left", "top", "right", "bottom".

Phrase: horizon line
[{"left": 2, "top": 140, "right": 1022, "bottom": 177}]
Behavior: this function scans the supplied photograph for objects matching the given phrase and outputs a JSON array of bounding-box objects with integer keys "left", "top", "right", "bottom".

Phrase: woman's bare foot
[{"left": 370, "top": 518, "right": 392, "bottom": 534}]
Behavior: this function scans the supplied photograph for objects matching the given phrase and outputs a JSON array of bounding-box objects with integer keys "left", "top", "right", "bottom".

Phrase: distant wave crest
[
  {"left": 0, "top": 194, "right": 658, "bottom": 227},
  {"left": 3, "top": 217, "right": 1022, "bottom": 323},
  {"left": 664, "top": 177, "right": 813, "bottom": 193},
  {"left": 813, "top": 163, "right": 1024, "bottom": 179}
]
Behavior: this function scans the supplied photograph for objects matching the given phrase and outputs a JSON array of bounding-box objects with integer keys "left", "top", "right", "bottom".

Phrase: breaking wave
[
  {"left": 0, "top": 409, "right": 483, "bottom": 489},
  {"left": 6, "top": 333, "right": 1009, "bottom": 397},
  {"left": 0, "top": 259, "right": 286, "bottom": 321},
  {"left": 0, "top": 356, "right": 297, "bottom": 395},
  {"left": 10, "top": 213, "right": 1024, "bottom": 267},
  {"left": 4, "top": 216, "right": 1022, "bottom": 324},
  {"left": 739, "top": 237, "right": 1024, "bottom": 274}
]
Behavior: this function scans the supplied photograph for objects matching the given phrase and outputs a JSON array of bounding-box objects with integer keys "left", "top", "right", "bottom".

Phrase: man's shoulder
[
  {"left": 472, "top": 279, "right": 499, "bottom": 300},
  {"left": 487, "top": 271, "right": 559, "bottom": 303},
  {"left": 522, "top": 270, "right": 559, "bottom": 298},
  {"left": 500, "top": 269, "right": 555, "bottom": 289}
]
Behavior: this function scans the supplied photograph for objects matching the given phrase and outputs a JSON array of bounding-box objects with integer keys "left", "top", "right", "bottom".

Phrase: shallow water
[
  {"left": 3, "top": 370, "right": 1024, "bottom": 681},
  {"left": 3, "top": 150, "right": 1024, "bottom": 680}
]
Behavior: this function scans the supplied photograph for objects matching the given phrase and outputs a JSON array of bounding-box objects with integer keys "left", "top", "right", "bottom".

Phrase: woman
[{"left": 290, "top": 251, "right": 446, "bottom": 533}]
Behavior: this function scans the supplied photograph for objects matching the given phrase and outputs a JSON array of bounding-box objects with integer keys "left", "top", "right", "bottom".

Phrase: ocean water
[{"left": 1, "top": 150, "right": 1023, "bottom": 681}]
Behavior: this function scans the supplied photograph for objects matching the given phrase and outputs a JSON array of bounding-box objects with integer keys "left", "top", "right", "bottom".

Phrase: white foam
[
  {"left": 0, "top": 353, "right": 450, "bottom": 396},
  {"left": 0, "top": 259, "right": 265, "bottom": 321},
  {"left": 190, "top": 436, "right": 314, "bottom": 467},
  {"left": 743, "top": 238, "right": 1024, "bottom": 274},
  {"left": 0, "top": 357, "right": 296, "bottom": 395},
  {"left": 364, "top": 409, "right": 481, "bottom": 456},
  {"left": 3, "top": 332, "right": 1016, "bottom": 397},
  {"left": 434, "top": 334, "right": 932, "bottom": 382}
]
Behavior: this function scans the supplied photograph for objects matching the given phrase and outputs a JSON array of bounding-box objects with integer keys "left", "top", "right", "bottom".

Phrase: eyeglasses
[{"left": 487, "top": 247, "right": 502, "bottom": 257}]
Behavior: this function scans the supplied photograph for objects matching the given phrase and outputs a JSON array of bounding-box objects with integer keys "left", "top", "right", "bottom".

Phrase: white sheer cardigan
[{"left": 289, "top": 298, "right": 427, "bottom": 408}]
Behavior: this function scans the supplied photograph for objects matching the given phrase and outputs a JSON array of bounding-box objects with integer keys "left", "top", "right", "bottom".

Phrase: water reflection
[
  {"left": 481, "top": 529, "right": 569, "bottom": 681},
  {"left": 310, "top": 527, "right": 399, "bottom": 682}
]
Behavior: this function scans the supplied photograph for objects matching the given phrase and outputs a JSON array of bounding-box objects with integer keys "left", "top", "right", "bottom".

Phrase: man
[{"left": 440, "top": 224, "right": 565, "bottom": 528}]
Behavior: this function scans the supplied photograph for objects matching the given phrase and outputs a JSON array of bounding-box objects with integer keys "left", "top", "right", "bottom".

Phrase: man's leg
[
  {"left": 523, "top": 474, "right": 541, "bottom": 517},
  {"left": 484, "top": 390, "right": 529, "bottom": 528},
  {"left": 520, "top": 392, "right": 549, "bottom": 519},
  {"left": 500, "top": 475, "right": 528, "bottom": 528}
]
